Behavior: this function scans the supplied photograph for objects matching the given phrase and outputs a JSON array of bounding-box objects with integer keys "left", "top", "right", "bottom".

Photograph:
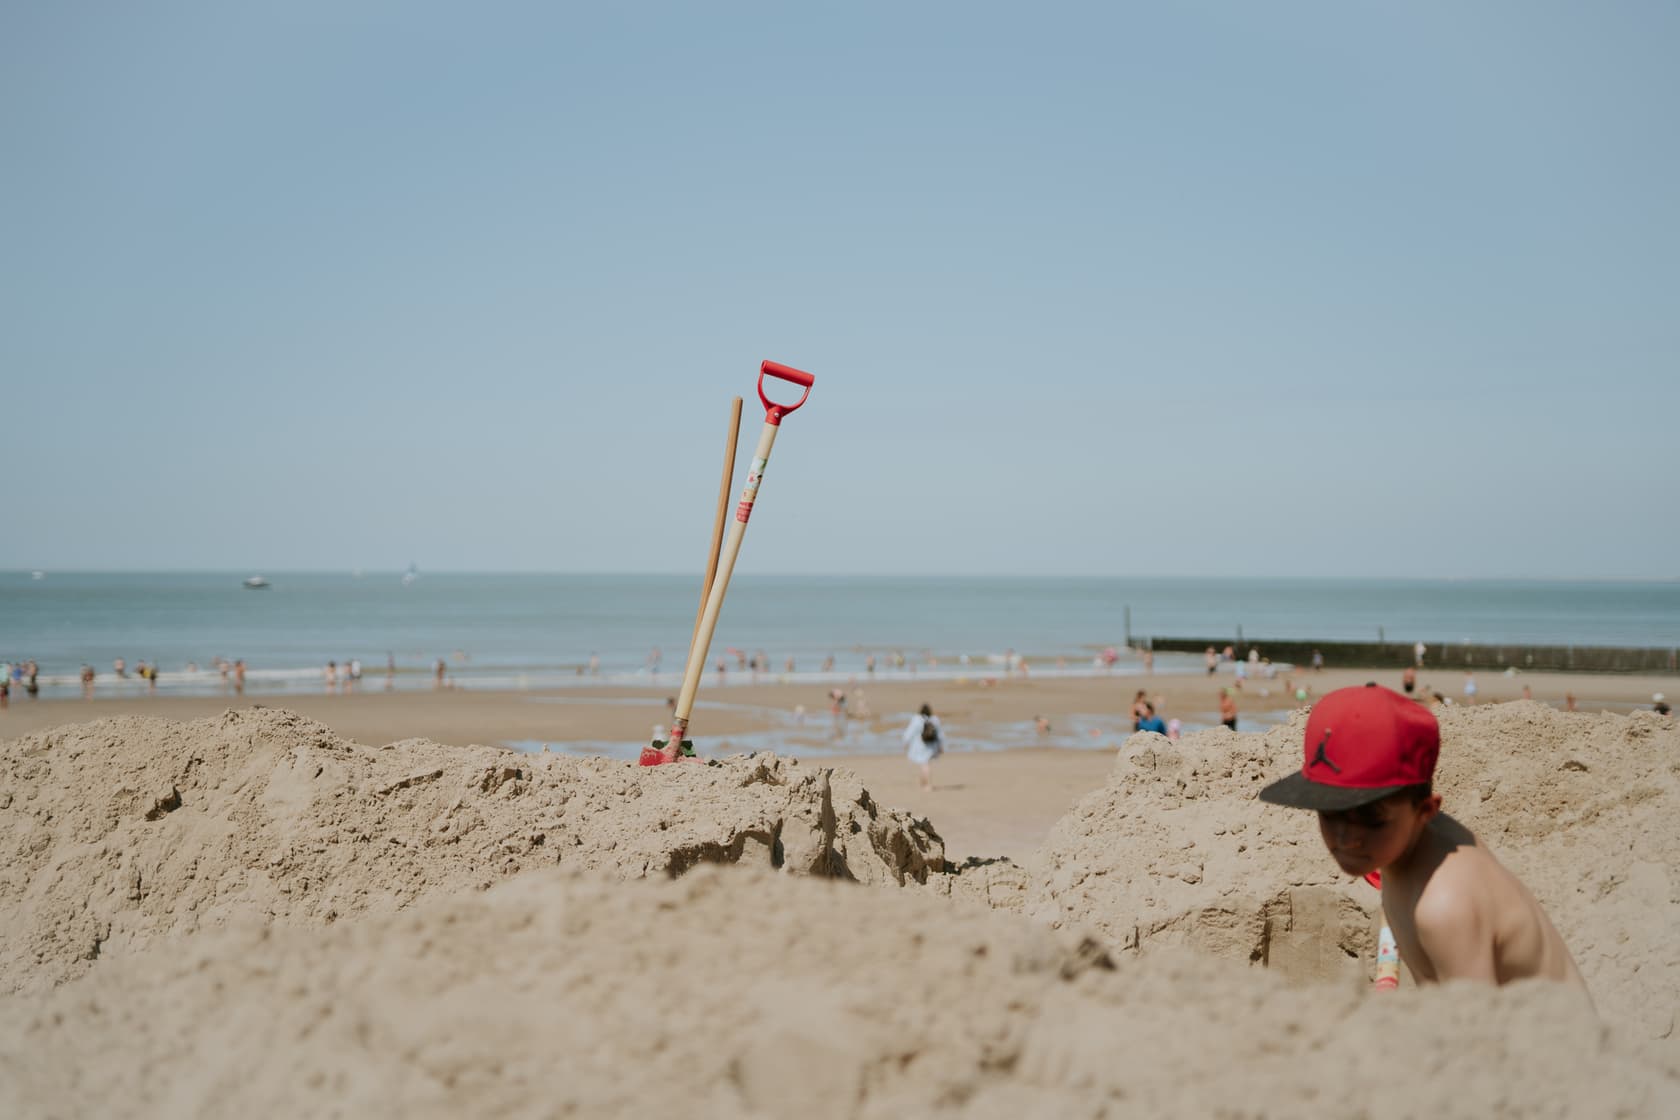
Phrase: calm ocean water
[{"left": 2, "top": 571, "right": 1676, "bottom": 697}]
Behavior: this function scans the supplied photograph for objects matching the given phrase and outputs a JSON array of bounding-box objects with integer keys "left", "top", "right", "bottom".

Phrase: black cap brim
[{"left": 1258, "top": 771, "right": 1412, "bottom": 812}]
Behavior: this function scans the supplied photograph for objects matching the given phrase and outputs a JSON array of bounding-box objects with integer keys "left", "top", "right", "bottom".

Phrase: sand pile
[
  {"left": 0, "top": 708, "right": 942, "bottom": 994},
  {"left": 1427, "top": 703, "right": 1680, "bottom": 1046},
  {"left": 1029, "top": 713, "right": 1378, "bottom": 986},
  {"left": 3, "top": 865, "right": 1674, "bottom": 1119},
  {"left": 1027, "top": 704, "right": 1680, "bottom": 1045}
]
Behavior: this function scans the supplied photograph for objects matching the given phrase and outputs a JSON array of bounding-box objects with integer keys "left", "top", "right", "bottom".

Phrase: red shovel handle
[{"left": 759, "top": 360, "right": 814, "bottom": 425}]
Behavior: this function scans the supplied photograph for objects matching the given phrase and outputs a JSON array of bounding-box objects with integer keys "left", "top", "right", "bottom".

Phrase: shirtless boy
[{"left": 1260, "top": 685, "right": 1588, "bottom": 992}]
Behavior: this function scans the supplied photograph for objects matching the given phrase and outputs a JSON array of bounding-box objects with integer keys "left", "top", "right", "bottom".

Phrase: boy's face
[{"left": 1316, "top": 791, "right": 1441, "bottom": 877}]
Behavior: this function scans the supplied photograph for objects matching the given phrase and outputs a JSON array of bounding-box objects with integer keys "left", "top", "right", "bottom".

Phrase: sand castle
[{"left": 2, "top": 703, "right": 1677, "bottom": 1115}]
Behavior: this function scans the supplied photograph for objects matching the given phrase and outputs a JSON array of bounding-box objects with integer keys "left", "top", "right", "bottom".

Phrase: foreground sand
[{"left": 2, "top": 696, "right": 1677, "bottom": 1115}]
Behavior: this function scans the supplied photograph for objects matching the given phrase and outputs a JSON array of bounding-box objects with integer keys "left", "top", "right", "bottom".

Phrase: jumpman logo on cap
[{"left": 1309, "top": 731, "right": 1341, "bottom": 774}]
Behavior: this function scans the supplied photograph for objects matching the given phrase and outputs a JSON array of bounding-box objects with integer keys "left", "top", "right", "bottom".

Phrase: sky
[{"left": 3, "top": 1, "right": 1675, "bottom": 579}]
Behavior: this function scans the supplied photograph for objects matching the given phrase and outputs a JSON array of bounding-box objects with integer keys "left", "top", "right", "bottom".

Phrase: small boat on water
[{"left": 243, "top": 575, "right": 271, "bottom": 590}]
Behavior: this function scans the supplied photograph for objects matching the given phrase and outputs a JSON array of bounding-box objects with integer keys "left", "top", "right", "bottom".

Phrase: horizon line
[{"left": 4, "top": 568, "right": 1677, "bottom": 585}]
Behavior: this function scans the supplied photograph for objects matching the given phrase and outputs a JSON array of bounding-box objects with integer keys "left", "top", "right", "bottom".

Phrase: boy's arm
[{"left": 1410, "top": 882, "right": 1499, "bottom": 984}]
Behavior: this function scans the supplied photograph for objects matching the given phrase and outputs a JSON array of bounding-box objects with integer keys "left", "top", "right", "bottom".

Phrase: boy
[{"left": 1260, "top": 685, "right": 1588, "bottom": 992}]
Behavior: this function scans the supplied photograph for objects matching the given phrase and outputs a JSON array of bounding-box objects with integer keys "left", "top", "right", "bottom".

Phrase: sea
[{"left": 3, "top": 571, "right": 1677, "bottom": 701}]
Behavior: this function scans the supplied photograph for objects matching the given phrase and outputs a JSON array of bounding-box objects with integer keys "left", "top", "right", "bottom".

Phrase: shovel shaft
[{"left": 672, "top": 419, "right": 780, "bottom": 726}]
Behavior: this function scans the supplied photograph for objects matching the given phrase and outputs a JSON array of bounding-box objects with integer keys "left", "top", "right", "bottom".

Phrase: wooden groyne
[{"left": 1144, "top": 637, "right": 1679, "bottom": 675}]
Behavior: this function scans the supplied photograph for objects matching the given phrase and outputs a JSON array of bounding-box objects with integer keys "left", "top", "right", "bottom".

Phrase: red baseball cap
[{"left": 1259, "top": 684, "right": 1439, "bottom": 811}]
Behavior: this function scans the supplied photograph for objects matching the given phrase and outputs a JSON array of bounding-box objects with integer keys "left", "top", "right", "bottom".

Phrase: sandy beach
[
  {"left": 1, "top": 666, "right": 1669, "bottom": 861},
  {"left": 3, "top": 669, "right": 1677, "bottom": 1115}
]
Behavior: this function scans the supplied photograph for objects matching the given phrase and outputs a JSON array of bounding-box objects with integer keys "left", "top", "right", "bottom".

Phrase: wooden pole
[{"left": 694, "top": 398, "right": 742, "bottom": 641}]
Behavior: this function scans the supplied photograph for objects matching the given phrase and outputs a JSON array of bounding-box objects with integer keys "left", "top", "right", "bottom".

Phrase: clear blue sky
[{"left": 4, "top": 2, "right": 1675, "bottom": 578}]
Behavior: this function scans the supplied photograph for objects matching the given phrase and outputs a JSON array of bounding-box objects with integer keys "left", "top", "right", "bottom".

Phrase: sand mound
[
  {"left": 3, "top": 865, "right": 1673, "bottom": 1119},
  {"left": 1030, "top": 714, "right": 1377, "bottom": 986},
  {"left": 1029, "top": 704, "right": 1680, "bottom": 1045},
  {"left": 1429, "top": 703, "right": 1680, "bottom": 1046},
  {"left": 0, "top": 708, "right": 942, "bottom": 994}
]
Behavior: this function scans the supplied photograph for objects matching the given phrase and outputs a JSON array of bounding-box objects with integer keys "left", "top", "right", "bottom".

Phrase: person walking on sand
[
  {"left": 828, "top": 688, "right": 848, "bottom": 739},
  {"left": 1219, "top": 688, "right": 1238, "bottom": 731},
  {"left": 903, "top": 703, "right": 944, "bottom": 791},
  {"left": 1462, "top": 671, "right": 1478, "bottom": 705}
]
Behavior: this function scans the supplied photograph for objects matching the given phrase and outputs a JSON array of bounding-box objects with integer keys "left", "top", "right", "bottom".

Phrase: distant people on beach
[
  {"left": 1205, "top": 647, "right": 1218, "bottom": 676},
  {"left": 434, "top": 658, "right": 447, "bottom": 689},
  {"left": 1414, "top": 641, "right": 1428, "bottom": 667},
  {"left": 1034, "top": 715, "right": 1051, "bottom": 737},
  {"left": 1142, "top": 649, "right": 1154, "bottom": 674},
  {"left": 234, "top": 659, "right": 246, "bottom": 695},
  {"left": 903, "top": 703, "right": 943, "bottom": 791},
  {"left": 1311, "top": 649, "right": 1324, "bottom": 673},
  {"left": 113, "top": 657, "right": 127, "bottom": 679},
  {"left": 647, "top": 646, "right": 662, "bottom": 675},
  {"left": 821, "top": 654, "right": 835, "bottom": 673},
  {"left": 828, "top": 688, "right": 848, "bottom": 738},
  {"left": 1402, "top": 666, "right": 1417, "bottom": 695},
  {"left": 1233, "top": 659, "right": 1247, "bottom": 689},
  {"left": 1219, "top": 689, "right": 1238, "bottom": 731},
  {"left": 1655, "top": 693, "right": 1672, "bottom": 717},
  {"left": 80, "top": 664, "right": 94, "bottom": 698},
  {"left": 386, "top": 653, "right": 396, "bottom": 691},
  {"left": 1136, "top": 703, "right": 1167, "bottom": 736},
  {"left": 325, "top": 660, "right": 338, "bottom": 693},
  {"left": 1131, "top": 690, "right": 1150, "bottom": 731},
  {"left": 1564, "top": 692, "right": 1577, "bottom": 712},
  {"left": 1463, "top": 671, "right": 1478, "bottom": 705}
]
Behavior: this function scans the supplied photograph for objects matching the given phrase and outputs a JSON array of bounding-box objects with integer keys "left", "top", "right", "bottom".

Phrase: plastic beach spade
[{"left": 640, "top": 360, "right": 816, "bottom": 766}]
